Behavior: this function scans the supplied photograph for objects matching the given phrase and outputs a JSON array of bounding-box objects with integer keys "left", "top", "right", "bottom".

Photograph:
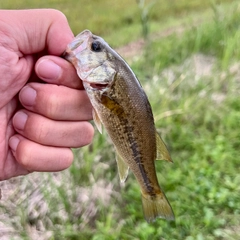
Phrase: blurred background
[{"left": 0, "top": 0, "right": 240, "bottom": 239}]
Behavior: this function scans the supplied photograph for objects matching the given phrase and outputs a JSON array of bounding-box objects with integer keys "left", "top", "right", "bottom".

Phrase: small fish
[{"left": 64, "top": 30, "right": 174, "bottom": 222}]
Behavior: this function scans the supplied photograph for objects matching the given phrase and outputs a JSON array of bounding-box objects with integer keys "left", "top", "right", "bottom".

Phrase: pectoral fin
[
  {"left": 116, "top": 151, "right": 129, "bottom": 183},
  {"left": 156, "top": 132, "right": 173, "bottom": 162},
  {"left": 93, "top": 108, "right": 102, "bottom": 134}
]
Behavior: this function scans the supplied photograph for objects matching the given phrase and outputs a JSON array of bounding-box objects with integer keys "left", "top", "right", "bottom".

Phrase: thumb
[{"left": 0, "top": 9, "right": 74, "bottom": 56}]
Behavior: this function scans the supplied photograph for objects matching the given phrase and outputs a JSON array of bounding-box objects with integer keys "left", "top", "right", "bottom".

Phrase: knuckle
[
  {"left": 17, "top": 140, "right": 34, "bottom": 170},
  {"left": 50, "top": 9, "right": 68, "bottom": 21},
  {"left": 26, "top": 114, "right": 50, "bottom": 143},
  {"left": 35, "top": 123, "right": 49, "bottom": 143},
  {"left": 44, "top": 93, "right": 61, "bottom": 119}
]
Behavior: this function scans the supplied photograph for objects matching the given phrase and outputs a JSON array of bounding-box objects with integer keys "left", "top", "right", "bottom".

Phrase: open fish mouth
[
  {"left": 89, "top": 83, "right": 109, "bottom": 90},
  {"left": 83, "top": 81, "right": 109, "bottom": 91}
]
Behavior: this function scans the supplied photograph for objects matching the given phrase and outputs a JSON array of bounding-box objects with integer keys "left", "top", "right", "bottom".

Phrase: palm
[
  {"left": 0, "top": 99, "right": 27, "bottom": 179},
  {"left": 0, "top": 47, "right": 33, "bottom": 179}
]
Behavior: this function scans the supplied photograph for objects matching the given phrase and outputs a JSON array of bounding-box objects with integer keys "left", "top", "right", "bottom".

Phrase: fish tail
[{"left": 141, "top": 192, "right": 175, "bottom": 223}]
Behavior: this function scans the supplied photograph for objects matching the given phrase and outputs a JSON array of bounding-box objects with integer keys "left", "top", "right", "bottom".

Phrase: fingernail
[
  {"left": 20, "top": 86, "right": 36, "bottom": 107},
  {"left": 13, "top": 112, "right": 28, "bottom": 131},
  {"left": 36, "top": 59, "right": 62, "bottom": 81},
  {"left": 9, "top": 136, "right": 20, "bottom": 152}
]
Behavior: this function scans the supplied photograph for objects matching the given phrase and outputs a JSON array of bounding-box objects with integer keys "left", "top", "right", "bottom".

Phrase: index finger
[{"left": 35, "top": 55, "right": 83, "bottom": 89}]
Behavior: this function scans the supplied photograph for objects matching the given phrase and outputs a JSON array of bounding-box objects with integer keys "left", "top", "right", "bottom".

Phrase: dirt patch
[{"left": 116, "top": 23, "right": 196, "bottom": 61}]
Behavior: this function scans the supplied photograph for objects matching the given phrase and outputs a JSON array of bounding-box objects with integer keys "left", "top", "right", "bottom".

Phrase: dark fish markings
[{"left": 101, "top": 94, "right": 154, "bottom": 194}]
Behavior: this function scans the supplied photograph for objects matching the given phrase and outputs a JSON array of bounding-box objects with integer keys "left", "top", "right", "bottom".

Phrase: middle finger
[{"left": 19, "top": 82, "right": 92, "bottom": 121}]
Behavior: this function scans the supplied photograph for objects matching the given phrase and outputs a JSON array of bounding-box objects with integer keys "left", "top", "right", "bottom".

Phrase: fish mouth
[
  {"left": 64, "top": 30, "right": 92, "bottom": 61},
  {"left": 83, "top": 81, "right": 109, "bottom": 90},
  {"left": 89, "top": 83, "right": 109, "bottom": 90}
]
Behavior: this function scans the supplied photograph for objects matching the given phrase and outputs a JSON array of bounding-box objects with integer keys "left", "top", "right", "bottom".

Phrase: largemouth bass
[{"left": 64, "top": 30, "right": 174, "bottom": 222}]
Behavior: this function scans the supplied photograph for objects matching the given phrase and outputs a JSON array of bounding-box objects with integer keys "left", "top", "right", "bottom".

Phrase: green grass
[
  {"left": 1, "top": 0, "right": 240, "bottom": 239},
  {"left": 0, "top": 0, "right": 235, "bottom": 47},
  {"left": 142, "top": 2, "right": 240, "bottom": 70}
]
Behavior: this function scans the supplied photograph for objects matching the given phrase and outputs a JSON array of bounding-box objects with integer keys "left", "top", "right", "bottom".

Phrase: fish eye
[{"left": 91, "top": 41, "right": 102, "bottom": 52}]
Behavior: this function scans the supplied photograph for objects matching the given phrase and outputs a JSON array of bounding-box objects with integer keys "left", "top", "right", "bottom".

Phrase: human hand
[{"left": 0, "top": 9, "right": 94, "bottom": 180}]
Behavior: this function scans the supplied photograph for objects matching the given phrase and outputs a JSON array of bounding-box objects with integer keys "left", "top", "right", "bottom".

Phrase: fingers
[
  {"left": 9, "top": 135, "right": 74, "bottom": 172},
  {"left": 12, "top": 110, "right": 94, "bottom": 148},
  {"left": 35, "top": 56, "right": 83, "bottom": 89},
  {"left": 19, "top": 83, "right": 92, "bottom": 121},
  {"left": 10, "top": 80, "right": 95, "bottom": 174}
]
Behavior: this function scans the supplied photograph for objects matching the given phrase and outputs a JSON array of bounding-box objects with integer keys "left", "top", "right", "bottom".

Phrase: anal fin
[
  {"left": 116, "top": 151, "right": 129, "bottom": 183},
  {"left": 156, "top": 132, "right": 173, "bottom": 162}
]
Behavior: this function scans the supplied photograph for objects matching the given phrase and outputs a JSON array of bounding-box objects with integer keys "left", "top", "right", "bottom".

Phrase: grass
[
  {"left": 0, "top": 0, "right": 235, "bottom": 46},
  {"left": 0, "top": 0, "right": 240, "bottom": 239}
]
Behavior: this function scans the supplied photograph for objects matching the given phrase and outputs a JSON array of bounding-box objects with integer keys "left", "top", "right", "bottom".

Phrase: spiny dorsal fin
[
  {"left": 116, "top": 151, "right": 129, "bottom": 183},
  {"left": 156, "top": 132, "right": 173, "bottom": 162},
  {"left": 93, "top": 108, "right": 102, "bottom": 134}
]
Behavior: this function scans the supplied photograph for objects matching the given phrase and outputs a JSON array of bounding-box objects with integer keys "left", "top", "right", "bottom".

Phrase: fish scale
[{"left": 64, "top": 29, "right": 175, "bottom": 222}]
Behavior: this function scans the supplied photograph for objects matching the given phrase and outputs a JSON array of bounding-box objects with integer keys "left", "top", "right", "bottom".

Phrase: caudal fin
[{"left": 141, "top": 192, "right": 175, "bottom": 223}]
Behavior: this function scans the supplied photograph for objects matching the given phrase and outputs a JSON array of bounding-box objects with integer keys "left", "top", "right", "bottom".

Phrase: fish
[{"left": 63, "top": 30, "right": 175, "bottom": 222}]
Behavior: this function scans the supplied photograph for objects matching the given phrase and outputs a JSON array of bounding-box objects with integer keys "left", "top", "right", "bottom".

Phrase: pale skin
[{"left": 0, "top": 9, "right": 94, "bottom": 180}]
